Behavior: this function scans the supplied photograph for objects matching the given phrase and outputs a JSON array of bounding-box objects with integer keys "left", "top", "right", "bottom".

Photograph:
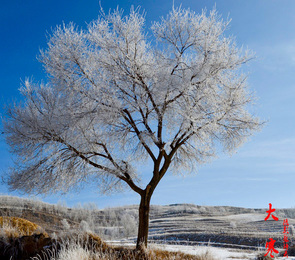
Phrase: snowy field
[
  {"left": 151, "top": 243, "right": 258, "bottom": 260},
  {"left": 107, "top": 241, "right": 295, "bottom": 260},
  {"left": 151, "top": 244, "right": 295, "bottom": 260}
]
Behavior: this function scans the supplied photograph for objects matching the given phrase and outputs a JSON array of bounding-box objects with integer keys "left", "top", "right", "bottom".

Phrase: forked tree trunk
[{"left": 136, "top": 188, "right": 152, "bottom": 250}]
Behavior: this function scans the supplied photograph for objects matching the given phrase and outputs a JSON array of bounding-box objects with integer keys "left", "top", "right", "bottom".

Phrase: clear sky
[{"left": 1, "top": 0, "right": 295, "bottom": 209}]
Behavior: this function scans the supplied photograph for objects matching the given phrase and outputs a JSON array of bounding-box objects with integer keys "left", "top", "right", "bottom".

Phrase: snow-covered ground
[
  {"left": 150, "top": 243, "right": 295, "bottom": 260},
  {"left": 107, "top": 241, "right": 295, "bottom": 260},
  {"left": 150, "top": 243, "right": 257, "bottom": 260}
]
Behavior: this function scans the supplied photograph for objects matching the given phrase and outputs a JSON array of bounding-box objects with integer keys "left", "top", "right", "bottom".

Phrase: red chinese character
[
  {"left": 284, "top": 251, "right": 289, "bottom": 257},
  {"left": 265, "top": 203, "right": 279, "bottom": 221},
  {"left": 284, "top": 225, "right": 289, "bottom": 233},
  {"left": 284, "top": 243, "right": 289, "bottom": 250},
  {"left": 283, "top": 219, "right": 289, "bottom": 226},
  {"left": 284, "top": 235, "right": 289, "bottom": 243},
  {"left": 264, "top": 238, "right": 279, "bottom": 258}
]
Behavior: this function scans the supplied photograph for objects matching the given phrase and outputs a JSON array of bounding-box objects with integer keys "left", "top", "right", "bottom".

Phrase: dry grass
[
  {"left": 255, "top": 252, "right": 278, "bottom": 260},
  {"left": 147, "top": 248, "right": 215, "bottom": 260},
  {"left": 0, "top": 216, "right": 215, "bottom": 259},
  {"left": 54, "top": 246, "right": 216, "bottom": 260},
  {"left": 0, "top": 217, "right": 213, "bottom": 259},
  {"left": 0, "top": 216, "right": 48, "bottom": 238},
  {"left": 52, "top": 243, "right": 216, "bottom": 260},
  {"left": 52, "top": 232, "right": 217, "bottom": 260}
]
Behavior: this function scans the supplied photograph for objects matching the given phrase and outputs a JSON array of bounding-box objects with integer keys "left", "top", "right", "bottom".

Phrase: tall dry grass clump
[
  {"left": 0, "top": 216, "right": 48, "bottom": 238},
  {"left": 38, "top": 232, "right": 217, "bottom": 260},
  {"left": 255, "top": 252, "right": 276, "bottom": 260},
  {"left": 147, "top": 248, "right": 215, "bottom": 260},
  {"left": 51, "top": 241, "right": 217, "bottom": 260}
]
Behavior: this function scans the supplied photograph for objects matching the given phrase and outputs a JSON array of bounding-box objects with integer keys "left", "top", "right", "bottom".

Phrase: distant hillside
[{"left": 1, "top": 196, "right": 295, "bottom": 249}]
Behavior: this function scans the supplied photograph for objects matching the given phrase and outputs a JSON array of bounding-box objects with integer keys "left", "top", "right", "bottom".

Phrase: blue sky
[{"left": 0, "top": 0, "right": 295, "bottom": 209}]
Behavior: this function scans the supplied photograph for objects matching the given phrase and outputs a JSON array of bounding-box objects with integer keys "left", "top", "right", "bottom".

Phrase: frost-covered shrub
[
  {"left": 61, "top": 219, "right": 71, "bottom": 230},
  {"left": 104, "top": 227, "right": 120, "bottom": 240},
  {"left": 79, "top": 220, "right": 91, "bottom": 233},
  {"left": 289, "top": 225, "right": 295, "bottom": 236},
  {"left": 121, "top": 214, "right": 137, "bottom": 238},
  {"left": 230, "top": 221, "right": 237, "bottom": 229}
]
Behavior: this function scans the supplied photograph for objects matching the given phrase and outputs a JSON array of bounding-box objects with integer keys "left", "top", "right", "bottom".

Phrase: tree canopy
[{"left": 3, "top": 6, "right": 261, "bottom": 248}]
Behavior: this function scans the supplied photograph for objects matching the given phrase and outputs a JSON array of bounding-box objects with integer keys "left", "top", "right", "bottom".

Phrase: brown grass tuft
[
  {"left": 255, "top": 252, "right": 277, "bottom": 260},
  {"left": 57, "top": 232, "right": 215, "bottom": 260},
  {"left": 147, "top": 248, "right": 215, "bottom": 260},
  {"left": 0, "top": 216, "right": 48, "bottom": 238}
]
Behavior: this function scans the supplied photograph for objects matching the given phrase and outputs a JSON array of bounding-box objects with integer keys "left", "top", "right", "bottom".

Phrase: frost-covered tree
[
  {"left": 3, "top": 7, "right": 261, "bottom": 249},
  {"left": 121, "top": 213, "right": 138, "bottom": 239}
]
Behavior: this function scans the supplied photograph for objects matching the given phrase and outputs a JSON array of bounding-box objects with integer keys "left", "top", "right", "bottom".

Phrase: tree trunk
[{"left": 136, "top": 188, "right": 151, "bottom": 250}]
